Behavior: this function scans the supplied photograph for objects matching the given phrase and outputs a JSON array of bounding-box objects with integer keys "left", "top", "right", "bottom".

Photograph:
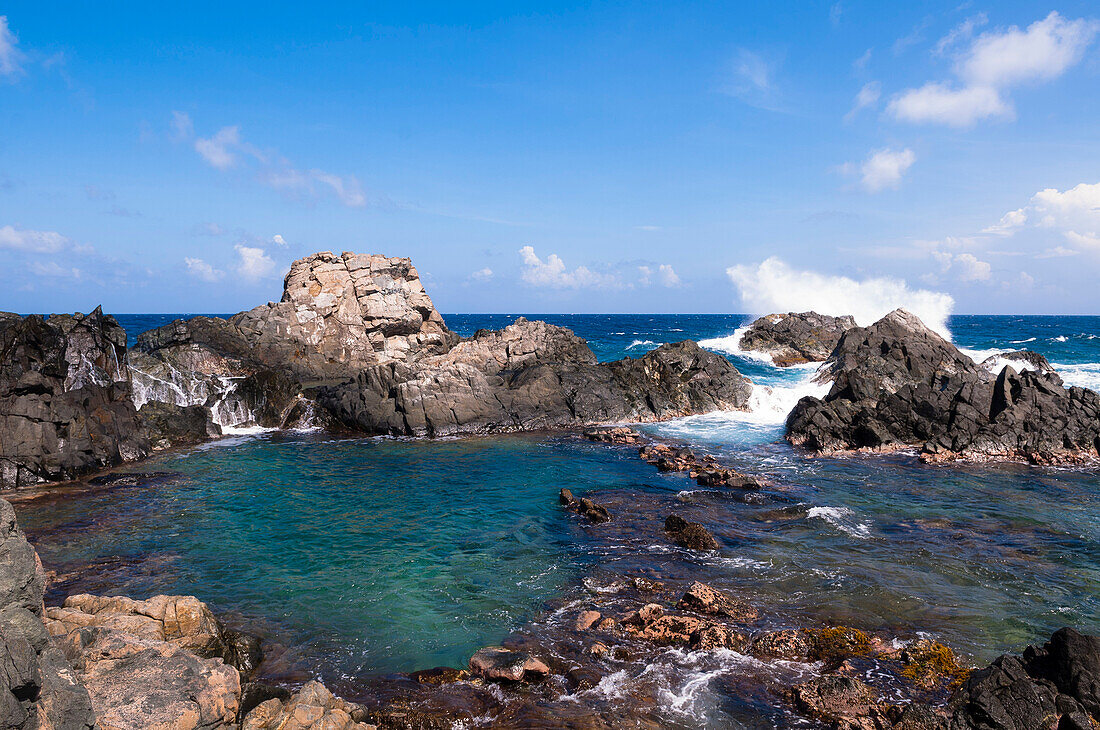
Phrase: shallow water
[{"left": 11, "top": 313, "right": 1100, "bottom": 724}]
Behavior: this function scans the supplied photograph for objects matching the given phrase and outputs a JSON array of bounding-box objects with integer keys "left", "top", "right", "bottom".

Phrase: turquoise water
[{"left": 12, "top": 313, "right": 1100, "bottom": 702}]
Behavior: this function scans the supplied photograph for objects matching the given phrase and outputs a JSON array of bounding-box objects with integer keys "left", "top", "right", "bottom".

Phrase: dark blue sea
[{"left": 12, "top": 312, "right": 1100, "bottom": 725}]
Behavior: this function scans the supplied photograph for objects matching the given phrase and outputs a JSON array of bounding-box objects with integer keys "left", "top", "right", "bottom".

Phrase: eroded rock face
[
  {"left": 317, "top": 322, "right": 752, "bottom": 436},
  {"left": 738, "top": 312, "right": 856, "bottom": 366},
  {"left": 0, "top": 498, "right": 97, "bottom": 729},
  {"left": 0, "top": 308, "right": 148, "bottom": 488},
  {"left": 786, "top": 309, "right": 1100, "bottom": 463}
]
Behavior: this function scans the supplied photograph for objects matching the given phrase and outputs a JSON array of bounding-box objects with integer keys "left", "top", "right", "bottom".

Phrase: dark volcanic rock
[
  {"left": 664, "top": 514, "right": 720, "bottom": 551},
  {"left": 560, "top": 488, "right": 612, "bottom": 523},
  {"left": 739, "top": 311, "right": 856, "bottom": 366},
  {"left": 138, "top": 401, "right": 221, "bottom": 448},
  {"left": 0, "top": 308, "right": 148, "bottom": 488},
  {"left": 0, "top": 498, "right": 97, "bottom": 729},
  {"left": 317, "top": 319, "right": 752, "bottom": 436},
  {"left": 980, "top": 350, "right": 1056, "bottom": 376},
  {"left": 786, "top": 309, "right": 1100, "bottom": 463}
]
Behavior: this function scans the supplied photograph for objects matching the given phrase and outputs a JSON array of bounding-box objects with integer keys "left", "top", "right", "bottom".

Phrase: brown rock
[
  {"left": 787, "top": 675, "right": 896, "bottom": 730},
  {"left": 468, "top": 647, "right": 550, "bottom": 682},
  {"left": 664, "top": 514, "right": 720, "bottom": 551},
  {"left": 677, "top": 582, "right": 758, "bottom": 622},
  {"left": 622, "top": 604, "right": 665, "bottom": 628},
  {"left": 752, "top": 629, "right": 815, "bottom": 660},
  {"left": 631, "top": 615, "right": 707, "bottom": 646},
  {"left": 575, "top": 610, "right": 602, "bottom": 631},
  {"left": 689, "top": 625, "right": 747, "bottom": 651},
  {"left": 242, "top": 680, "right": 375, "bottom": 730},
  {"left": 584, "top": 427, "right": 643, "bottom": 445},
  {"left": 408, "top": 666, "right": 468, "bottom": 686}
]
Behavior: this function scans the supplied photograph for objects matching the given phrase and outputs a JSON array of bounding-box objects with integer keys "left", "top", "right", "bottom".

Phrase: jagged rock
[
  {"left": 676, "top": 582, "right": 758, "bottom": 622},
  {"left": 318, "top": 322, "right": 752, "bottom": 436},
  {"left": 0, "top": 308, "right": 148, "bottom": 488},
  {"left": 786, "top": 309, "right": 1100, "bottom": 464},
  {"left": 139, "top": 401, "right": 221, "bottom": 448},
  {"left": 787, "top": 675, "right": 897, "bottom": 730},
  {"left": 739, "top": 312, "right": 856, "bottom": 366},
  {"left": 560, "top": 489, "right": 612, "bottom": 523},
  {"left": 0, "top": 498, "right": 96, "bottom": 729},
  {"left": 664, "top": 514, "right": 720, "bottom": 551},
  {"left": 980, "top": 350, "right": 1056, "bottom": 376},
  {"left": 468, "top": 647, "right": 550, "bottom": 682},
  {"left": 242, "top": 680, "right": 375, "bottom": 730}
]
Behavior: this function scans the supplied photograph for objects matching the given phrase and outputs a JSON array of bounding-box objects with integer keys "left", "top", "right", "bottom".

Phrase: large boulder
[
  {"left": 0, "top": 308, "right": 148, "bottom": 488},
  {"left": 316, "top": 321, "right": 752, "bottom": 437},
  {"left": 786, "top": 309, "right": 1100, "bottom": 464},
  {"left": 738, "top": 311, "right": 856, "bottom": 366},
  {"left": 242, "top": 680, "right": 375, "bottom": 730},
  {"left": 0, "top": 498, "right": 97, "bottom": 729}
]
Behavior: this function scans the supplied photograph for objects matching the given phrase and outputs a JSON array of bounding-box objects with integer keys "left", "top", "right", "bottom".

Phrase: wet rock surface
[
  {"left": 0, "top": 308, "right": 148, "bottom": 489},
  {"left": 664, "top": 514, "right": 721, "bottom": 551},
  {"left": 786, "top": 309, "right": 1100, "bottom": 463},
  {"left": 467, "top": 647, "right": 550, "bottom": 682},
  {"left": 739, "top": 311, "right": 857, "bottom": 366},
  {"left": 560, "top": 488, "right": 612, "bottom": 523}
]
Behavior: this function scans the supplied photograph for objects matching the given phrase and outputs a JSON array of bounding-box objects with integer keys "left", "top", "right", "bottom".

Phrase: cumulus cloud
[
  {"left": 179, "top": 116, "right": 367, "bottom": 208},
  {"left": 235, "top": 245, "right": 276, "bottom": 281},
  {"left": 727, "top": 257, "right": 955, "bottom": 337},
  {"left": 184, "top": 257, "right": 224, "bottom": 282},
  {"left": 984, "top": 181, "right": 1100, "bottom": 254},
  {"left": 952, "top": 252, "right": 992, "bottom": 281},
  {"left": 272, "top": 234, "right": 287, "bottom": 247},
  {"left": 889, "top": 12, "right": 1098, "bottom": 127},
  {"left": 848, "top": 148, "right": 915, "bottom": 192},
  {"left": 0, "top": 16, "right": 24, "bottom": 78},
  {"left": 469, "top": 267, "right": 493, "bottom": 281},
  {"left": 0, "top": 225, "right": 67, "bottom": 253},
  {"left": 658, "top": 264, "right": 680, "bottom": 287},
  {"left": 519, "top": 246, "right": 618, "bottom": 289}
]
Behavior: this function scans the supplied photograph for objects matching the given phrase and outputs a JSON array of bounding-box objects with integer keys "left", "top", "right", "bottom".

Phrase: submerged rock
[
  {"left": 0, "top": 308, "right": 148, "bottom": 488},
  {"left": 0, "top": 498, "right": 96, "bottom": 729},
  {"left": 663, "top": 514, "right": 720, "bottom": 551},
  {"left": 738, "top": 311, "right": 856, "bottom": 366},
  {"left": 468, "top": 647, "right": 550, "bottom": 682},
  {"left": 786, "top": 309, "right": 1100, "bottom": 464}
]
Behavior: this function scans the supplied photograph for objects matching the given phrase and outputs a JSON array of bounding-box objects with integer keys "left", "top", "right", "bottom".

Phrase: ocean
[{"left": 12, "top": 313, "right": 1100, "bottom": 726}]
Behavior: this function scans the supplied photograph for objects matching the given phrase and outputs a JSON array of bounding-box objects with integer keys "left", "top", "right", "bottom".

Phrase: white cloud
[
  {"left": 0, "top": 16, "right": 24, "bottom": 78},
  {"left": 845, "top": 81, "right": 881, "bottom": 120},
  {"left": 518, "top": 246, "right": 618, "bottom": 289},
  {"left": 235, "top": 245, "right": 276, "bottom": 281},
  {"left": 982, "top": 208, "right": 1027, "bottom": 235},
  {"left": 727, "top": 257, "right": 955, "bottom": 337},
  {"left": 470, "top": 267, "right": 493, "bottom": 281},
  {"left": 184, "top": 257, "right": 224, "bottom": 282},
  {"left": 30, "top": 261, "right": 81, "bottom": 279},
  {"left": 853, "top": 48, "right": 872, "bottom": 70},
  {"left": 308, "top": 170, "right": 366, "bottom": 208},
  {"left": 888, "top": 83, "right": 1009, "bottom": 127},
  {"left": 854, "top": 148, "right": 915, "bottom": 192},
  {"left": 194, "top": 126, "right": 241, "bottom": 169},
  {"left": 658, "top": 264, "right": 680, "bottom": 287},
  {"left": 960, "top": 12, "right": 1099, "bottom": 88},
  {"left": 635, "top": 225, "right": 662, "bottom": 232},
  {"left": 1065, "top": 231, "right": 1100, "bottom": 249},
  {"left": 889, "top": 12, "right": 1098, "bottom": 128},
  {"left": 170, "top": 111, "right": 193, "bottom": 140},
  {"left": 952, "top": 252, "right": 992, "bottom": 281},
  {"left": 1035, "top": 245, "right": 1079, "bottom": 258},
  {"left": 720, "top": 48, "right": 785, "bottom": 111},
  {"left": 935, "top": 13, "right": 988, "bottom": 55},
  {"left": 0, "top": 225, "right": 67, "bottom": 253},
  {"left": 272, "top": 234, "right": 287, "bottom": 247}
]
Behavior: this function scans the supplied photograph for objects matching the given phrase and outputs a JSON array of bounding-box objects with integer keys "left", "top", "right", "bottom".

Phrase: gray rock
[
  {"left": 139, "top": 401, "right": 221, "bottom": 449},
  {"left": 317, "top": 319, "right": 752, "bottom": 436},
  {"left": 786, "top": 309, "right": 1100, "bottom": 464},
  {"left": 0, "top": 498, "right": 96, "bottom": 729},
  {"left": 0, "top": 308, "right": 148, "bottom": 488},
  {"left": 738, "top": 311, "right": 856, "bottom": 366}
]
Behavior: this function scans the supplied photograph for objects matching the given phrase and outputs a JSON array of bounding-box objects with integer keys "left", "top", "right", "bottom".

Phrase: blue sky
[{"left": 2, "top": 2, "right": 1099, "bottom": 316}]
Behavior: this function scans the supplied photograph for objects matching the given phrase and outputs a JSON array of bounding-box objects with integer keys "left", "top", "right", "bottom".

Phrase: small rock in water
[
  {"left": 468, "top": 647, "right": 550, "bottom": 682},
  {"left": 409, "top": 666, "right": 469, "bottom": 686},
  {"left": 575, "top": 610, "right": 602, "bottom": 631},
  {"left": 689, "top": 624, "right": 747, "bottom": 651},
  {"left": 677, "top": 581, "right": 759, "bottom": 622},
  {"left": 664, "top": 514, "right": 720, "bottom": 551},
  {"left": 560, "top": 488, "right": 612, "bottom": 523},
  {"left": 622, "top": 603, "right": 665, "bottom": 628},
  {"left": 752, "top": 629, "right": 815, "bottom": 660},
  {"left": 584, "top": 426, "right": 643, "bottom": 444}
]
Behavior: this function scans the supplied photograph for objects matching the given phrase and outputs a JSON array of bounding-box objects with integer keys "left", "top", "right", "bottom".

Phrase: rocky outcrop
[
  {"left": 317, "top": 319, "right": 752, "bottom": 436},
  {"left": 0, "top": 308, "right": 148, "bottom": 489},
  {"left": 138, "top": 402, "right": 221, "bottom": 449},
  {"left": 738, "top": 311, "right": 856, "bottom": 366},
  {"left": 946, "top": 628, "right": 1100, "bottom": 730},
  {"left": 242, "top": 681, "right": 375, "bottom": 730},
  {"left": 979, "top": 350, "right": 1056, "bottom": 377},
  {"left": 0, "top": 498, "right": 97, "bottom": 729},
  {"left": 786, "top": 309, "right": 1100, "bottom": 463}
]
